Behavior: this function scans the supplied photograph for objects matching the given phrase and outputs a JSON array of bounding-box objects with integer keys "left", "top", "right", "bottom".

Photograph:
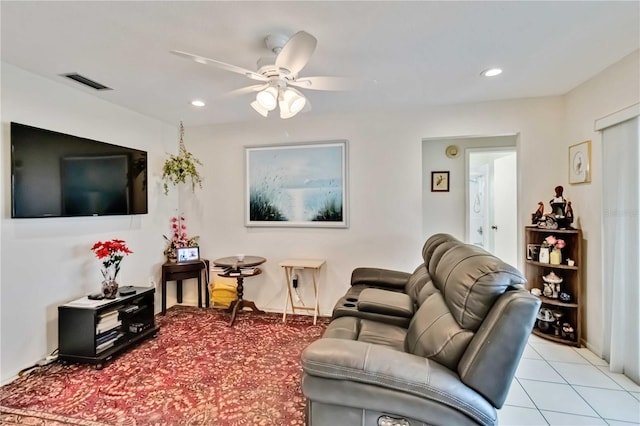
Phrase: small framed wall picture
[
  {"left": 527, "top": 244, "right": 541, "bottom": 260},
  {"left": 431, "top": 171, "right": 450, "bottom": 192},
  {"left": 569, "top": 140, "right": 591, "bottom": 184}
]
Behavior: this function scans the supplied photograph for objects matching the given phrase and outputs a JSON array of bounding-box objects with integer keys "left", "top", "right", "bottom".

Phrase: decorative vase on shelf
[
  {"left": 166, "top": 249, "right": 177, "bottom": 263},
  {"left": 101, "top": 265, "right": 119, "bottom": 299},
  {"left": 550, "top": 248, "right": 562, "bottom": 265}
]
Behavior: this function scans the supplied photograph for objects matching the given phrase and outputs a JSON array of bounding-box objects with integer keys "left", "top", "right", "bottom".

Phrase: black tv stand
[{"left": 58, "top": 286, "right": 159, "bottom": 369}]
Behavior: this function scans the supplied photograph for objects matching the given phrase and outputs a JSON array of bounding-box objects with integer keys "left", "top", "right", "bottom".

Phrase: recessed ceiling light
[
  {"left": 191, "top": 100, "right": 205, "bottom": 107},
  {"left": 481, "top": 68, "right": 503, "bottom": 77}
]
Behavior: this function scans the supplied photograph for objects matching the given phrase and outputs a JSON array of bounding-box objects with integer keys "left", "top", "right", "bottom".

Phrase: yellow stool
[{"left": 209, "top": 275, "right": 238, "bottom": 308}]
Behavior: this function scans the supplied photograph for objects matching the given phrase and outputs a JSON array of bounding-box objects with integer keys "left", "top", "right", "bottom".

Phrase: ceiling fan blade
[
  {"left": 218, "top": 84, "right": 269, "bottom": 99},
  {"left": 170, "top": 50, "right": 267, "bottom": 82},
  {"left": 289, "top": 76, "right": 364, "bottom": 91},
  {"left": 275, "top": 31, "right": 317, "bottom": 76}
]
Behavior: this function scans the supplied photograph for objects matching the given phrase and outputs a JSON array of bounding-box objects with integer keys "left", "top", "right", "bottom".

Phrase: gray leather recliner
[{"left": 301, "top": 234, "right": 540, "bottom": 426}]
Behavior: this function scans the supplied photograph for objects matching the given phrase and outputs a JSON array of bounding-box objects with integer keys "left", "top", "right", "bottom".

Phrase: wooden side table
[
  {"left": 279, "top": 259, "right": 325, "bottom": 325},
  {"left": 213, "top": 256, "right": 266, "bottom": 326},
  {"left": 161, "top": 259, "right": 210, "bottom": 315}
]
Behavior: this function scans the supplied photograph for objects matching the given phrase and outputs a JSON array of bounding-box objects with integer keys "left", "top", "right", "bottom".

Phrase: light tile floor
[{"left": 498, "top": 333, "right": 640, "bottom": 425}]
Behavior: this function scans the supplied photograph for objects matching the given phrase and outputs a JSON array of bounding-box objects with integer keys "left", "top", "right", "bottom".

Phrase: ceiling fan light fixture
[
  {"left": 256, "top": 86, "right": 278, "bottom": 110},
  {"left": 279, "top": 87, "right": 306, "bottom": 118},
  {"left": 250, "top": 100, "right": 269, "bottom": 117}
]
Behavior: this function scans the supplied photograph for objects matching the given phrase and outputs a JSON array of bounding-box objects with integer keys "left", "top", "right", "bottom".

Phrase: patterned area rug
[{"left": 0, "top": 307, "right": 329, "bottom": 425}]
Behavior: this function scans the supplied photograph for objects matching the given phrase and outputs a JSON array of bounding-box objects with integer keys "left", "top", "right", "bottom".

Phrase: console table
[
  {"left": 58, "top": 286, "right": 159, "bottom": 369},
  {"left": 161, "top": 259, "right": 210, "bottom": 315},
  {"left": 279, "top": 259, "right": 325, "bottom": 325},
  {"left": 213, "top": 256, "right": 266, "bottom": 326}
]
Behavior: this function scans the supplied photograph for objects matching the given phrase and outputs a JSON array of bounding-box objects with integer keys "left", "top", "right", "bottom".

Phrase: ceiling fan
[{"left": 171, "top": 31, "right": 357, "bottom": 119}]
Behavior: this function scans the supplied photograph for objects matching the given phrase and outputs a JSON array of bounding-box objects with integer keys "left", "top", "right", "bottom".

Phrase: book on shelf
[
  {"left": 95, "top": 332, "right": 124, "bottom": 353},
  {"left": 96, "top": 329, "right": 119, "bottom": 345},
  {"left": 99, "top": 309, "right": 119, "bottom": 319},
  {"left": 240, "top": 267, "right": 256, "bottom": 274},
  {"left": 96, "top": 319, "right": 122, "bottom": 334}
]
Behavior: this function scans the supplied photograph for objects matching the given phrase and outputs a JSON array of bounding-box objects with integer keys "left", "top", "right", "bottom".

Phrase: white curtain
[{"left": 600, "top": 113, "right": 639, "bottom": 384}]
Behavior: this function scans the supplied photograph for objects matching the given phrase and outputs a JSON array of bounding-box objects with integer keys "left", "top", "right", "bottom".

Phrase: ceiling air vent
[{"left": 61, "top": 73, "right": 112, "bottom": 91}]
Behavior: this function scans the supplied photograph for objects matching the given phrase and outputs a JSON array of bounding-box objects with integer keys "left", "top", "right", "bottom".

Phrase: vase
[
  {"left": 101, "top": 265, "right": 120, "bottom": 299},
  {"left": 102, "top": 279, "right": 119, "bottom": 299},
  {"left": 166, "top": 249, "right": 177, "bottom": 263},
  {"left": 550, "top": 248, "right": 562, "bottom": 265}
]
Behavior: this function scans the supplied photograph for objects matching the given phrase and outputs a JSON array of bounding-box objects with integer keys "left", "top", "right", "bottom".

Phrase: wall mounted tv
[{"left": 11, "top": 122, "right": 148, "bottom": 218}]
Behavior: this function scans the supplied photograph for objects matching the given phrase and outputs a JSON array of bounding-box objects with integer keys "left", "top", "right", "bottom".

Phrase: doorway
[{"left": 466, "top": 148, "right": 517, "bottom": 266}]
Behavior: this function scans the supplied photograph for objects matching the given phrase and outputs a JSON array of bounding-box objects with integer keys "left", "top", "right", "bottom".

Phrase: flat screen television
[{"left": 11, "top": 122, "right": 148, "bottom": 218}]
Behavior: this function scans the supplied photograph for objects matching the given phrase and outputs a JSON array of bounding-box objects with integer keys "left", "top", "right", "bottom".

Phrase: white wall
[
  {"left": 421, "top": 135, "right": 518, "bottom": 247},
  {"left": 184, "top": 97, "right": 567, "bottom": 320},
  {"left": 563, "top": 50, "right": 640, "bottom": 356},
  {"left": 1, "top": 49, "right": 636, "bottom": 382},
  {"left": 0, "top": 63, "right": 177, "bottom": 382}
]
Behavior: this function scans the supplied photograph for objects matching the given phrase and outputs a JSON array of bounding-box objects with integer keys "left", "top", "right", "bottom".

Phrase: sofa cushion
[
  {"left": 406, "top": 292, "right": 474, "bottom": 370},
  {"left": 358, "top": 320, "right": 407, "bottom": 352},
  {"left": 404, "top": 264, "right": 430, "bottom": 302},
  {"left": 421, "top": 233, "right": 460, "bottom": 264},
  {"left": 324, "top": 316, "right": 407, "bottom": 352},
  {"left": 434, "top": 245, "right": 526, "bottom": 330},
  {"left": 358, "top": 288, "right": 414, "bottom": 318}
]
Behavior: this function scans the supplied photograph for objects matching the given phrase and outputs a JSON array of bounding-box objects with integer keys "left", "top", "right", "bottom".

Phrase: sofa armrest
[
  {"left": 351, "top": 267, "right": 410, "bottom": 289},
  {"left": 302, "top": 338, "right": 495, "bottom": 425},
  {"left": 358, "top": 288, "right": 414, "bottom": 318}
]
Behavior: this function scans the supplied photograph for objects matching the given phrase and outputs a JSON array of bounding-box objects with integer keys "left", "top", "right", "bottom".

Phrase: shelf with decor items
[
  {"left": 524, "top": 227, "right": 583, "bottom": 347},
  {"left": 58, "top": 287, "right": 159, "bottom": 369}
]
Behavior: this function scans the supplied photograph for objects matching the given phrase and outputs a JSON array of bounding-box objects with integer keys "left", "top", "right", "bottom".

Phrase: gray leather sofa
[{"left": 301, "top": 234, "right": 540, "bottom": 426}]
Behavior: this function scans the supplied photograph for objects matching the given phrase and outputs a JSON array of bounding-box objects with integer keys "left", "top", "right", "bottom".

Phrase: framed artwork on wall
[
  {"left": 431, "top": 171, "right": 450, "bottom": 192},
  {"left": 245, "top": 140, "right": 348, "bottom": 228},
  {"left": 569, "top": 140, "right": 591, "bottom": 184}
]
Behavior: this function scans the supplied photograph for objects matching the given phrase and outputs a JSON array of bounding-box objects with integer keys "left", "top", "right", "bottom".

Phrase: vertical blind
[{"left": 599, "top": 110, "right": 639, "bottom": 384}]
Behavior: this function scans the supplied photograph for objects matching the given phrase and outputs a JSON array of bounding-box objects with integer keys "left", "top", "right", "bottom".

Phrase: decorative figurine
[
  {"left": 535, "top": 186, "right": 575, "bottom": 229},
  {"left": 531, "top": 201, "right": 544, "bottom": 224},
  {"left": 542, "top": 271, "right": 563, "bottom": 299},
  {"left": 561, "top": 322, "right": 575, "bottom": 341},
  {"left": 565, "top": 201, "right": 574, "bottom": 224},
  {"left": 550, "top": 185, "right": 567, "bottom": 218}
]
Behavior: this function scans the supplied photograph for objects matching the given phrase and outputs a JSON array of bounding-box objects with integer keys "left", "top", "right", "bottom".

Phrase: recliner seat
[{"left": 302, "top": 234, "right": 540, "bottom": 426}]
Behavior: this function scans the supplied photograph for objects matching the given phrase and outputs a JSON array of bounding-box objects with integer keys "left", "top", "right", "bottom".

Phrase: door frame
[{"left": 465, "top": 145, "right": 518, "bottom": 261}]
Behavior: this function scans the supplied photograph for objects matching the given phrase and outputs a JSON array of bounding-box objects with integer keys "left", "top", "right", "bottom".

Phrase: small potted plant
[
  {"left": 162, "top": 121, "right": 203, "bottom": 195},
  {"left": 91, "top": 239, "right": 133, "bottom": 298},
  {"left": 163, "top": 215, "right": 199, "bottom": 262}
]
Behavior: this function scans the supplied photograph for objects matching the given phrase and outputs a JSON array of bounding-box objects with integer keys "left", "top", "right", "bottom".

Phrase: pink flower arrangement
[
  {"left": 163, "top": 215, "right": 199, "bottom": 257},
  {"left": 545, "top": 235, "right": 566, "bottom": 250}
]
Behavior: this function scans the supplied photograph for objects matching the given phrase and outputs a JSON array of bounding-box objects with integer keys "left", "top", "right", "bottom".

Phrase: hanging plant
[{"left": 162, "top": 121, "right": 203, "bottom": 195}]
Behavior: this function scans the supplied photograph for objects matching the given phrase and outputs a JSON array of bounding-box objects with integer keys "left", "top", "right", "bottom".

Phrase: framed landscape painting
[{"left": 245, "top": 140, "right": 348, "bottom": 228}]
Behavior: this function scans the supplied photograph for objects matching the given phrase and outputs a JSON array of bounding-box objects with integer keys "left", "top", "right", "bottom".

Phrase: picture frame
[
  {"left": 527, "top": 244, "right": 541, "bottom": 260},
  {"left": 569, "top": 140, "right": 591, "bottom": 184},
  {"left": 245, "top": 140, "right": 348, "bottom": 228},
  {"left": 431, "top": 171, "right": 450, "bottom": 192}
]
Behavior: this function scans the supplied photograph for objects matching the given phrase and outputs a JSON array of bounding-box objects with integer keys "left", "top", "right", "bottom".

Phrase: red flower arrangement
[{"left": 91, "top": 239, "right": 133, "bottom": 281}]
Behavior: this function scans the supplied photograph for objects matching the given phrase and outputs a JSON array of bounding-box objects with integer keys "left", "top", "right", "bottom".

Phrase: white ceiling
[{"left": 1, "top": 1, "right": 638, "bottom": 127}]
